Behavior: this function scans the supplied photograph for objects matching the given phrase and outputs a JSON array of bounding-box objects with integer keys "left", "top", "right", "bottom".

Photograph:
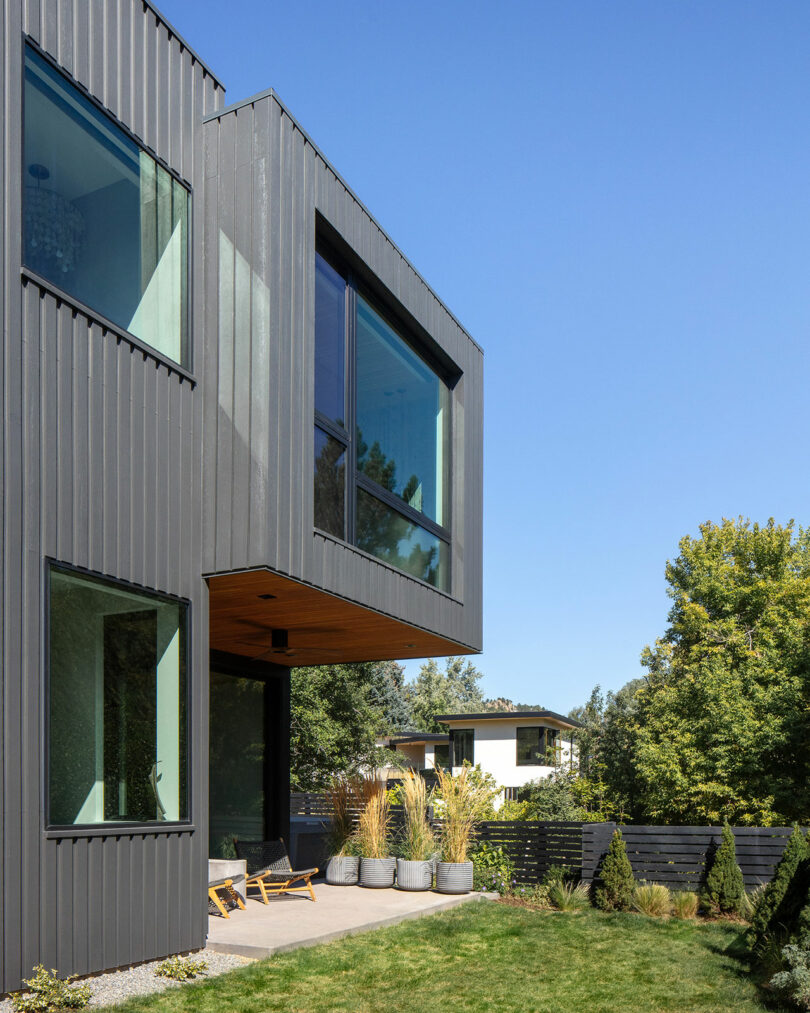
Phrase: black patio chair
[{"left": 234, "top": 838, "right": 318, "bottom": 903}]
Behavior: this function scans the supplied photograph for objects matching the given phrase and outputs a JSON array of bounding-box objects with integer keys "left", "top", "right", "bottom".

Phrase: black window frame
[
  {"left": 314, "top": 238, "right": 452, "bottom": 591},
  {"left": 516, "top": 726, "right": 562, "bottom": 767},
  {"left": 449, "top": 728, "right": 474, "bottom": 768},
  {"left": 44, "top": 559, "right": 193, "bottom": 832}
]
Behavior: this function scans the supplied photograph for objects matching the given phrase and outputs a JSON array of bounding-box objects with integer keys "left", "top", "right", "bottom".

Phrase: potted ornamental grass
[
  {"left": 434, "top": 765, "right": 495, "bottom": 894},
  {"left": 395, "top": 771, "right": 436, "bottom": 891},
  {"left": 324, "top": 775, "right": 369, "bottom": 885},
  {"left": 357, "top": 783, "right": 396, "bottom": 888}
]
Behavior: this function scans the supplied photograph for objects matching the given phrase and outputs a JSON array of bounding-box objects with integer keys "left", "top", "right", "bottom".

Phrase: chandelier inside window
[{"left": 24, "top": 163, "right": 85, "bottom": 275}]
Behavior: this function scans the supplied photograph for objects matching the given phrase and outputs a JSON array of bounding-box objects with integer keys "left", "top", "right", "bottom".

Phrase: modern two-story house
[{"left": 0, "top": 1, "right": 483, "bottom": 991}]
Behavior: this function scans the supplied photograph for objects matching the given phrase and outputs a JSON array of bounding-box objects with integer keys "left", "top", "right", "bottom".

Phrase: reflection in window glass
[
  {"left": 450, "top": 728, "right": 474, "bottom": 767},
  {"left": 314, "top": 427, "right": 345, "bottom": 538},
  {"left": 24, "top": 45, "right": 189, "bottom": 365},
  {"left": 356, "top": 486, "right": 448, "bottom": 591},
  {"left": 48, "top": 566, "right": 188, "bottom": 826},
  {"left": 209, "top": 671, "right": 265, "bottom": 857},
  {"left": 433, "top": 743, "right": 450, "bottom": 768},
  {"left": 356, "top": 296, "right": 449, "bottom": 526},
  {"left": 516, "top": 727, "right": 543, "bottom": 766},
  {"left": 315, "top": 253, "right": 346, "bottom": 424}
]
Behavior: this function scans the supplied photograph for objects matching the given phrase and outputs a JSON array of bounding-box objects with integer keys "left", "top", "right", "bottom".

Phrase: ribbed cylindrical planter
[
  {"left": 396, "top": 858, "right": 433, "bottom": 891},
  {"left": 435, "top": 861, "right": 473, "bottom": 894},
  {"left": 325, "top": 855, "right": 360, "bottom": 885},
  {"left": 359, "top": 857, "right": 396, "bottom": 888}
]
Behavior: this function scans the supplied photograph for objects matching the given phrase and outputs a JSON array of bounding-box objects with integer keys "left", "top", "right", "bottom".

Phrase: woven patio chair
[{"left": 234, "top": 839, "right": 319, "bottom": 903}]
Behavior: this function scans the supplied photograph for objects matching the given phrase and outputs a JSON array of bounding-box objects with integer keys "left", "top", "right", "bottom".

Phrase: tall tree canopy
[
  {"left": 408, "top": 656, "right": 485, "bottom": 732},
  {"left": 633, "top": 518, "right": 810, "bottom": 825}
]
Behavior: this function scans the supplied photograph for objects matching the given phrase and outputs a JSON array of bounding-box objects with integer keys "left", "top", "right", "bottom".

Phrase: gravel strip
[{"left": 0, "top": 948, "right": 254, "bottom": 1010}]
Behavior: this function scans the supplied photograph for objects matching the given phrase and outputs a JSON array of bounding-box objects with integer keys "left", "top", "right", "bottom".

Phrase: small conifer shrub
[
  {"left": 748, "top": 824, "right": 807, "bottom": 951},
  {"left": 594, "top": 829, "right": 635, "bottom": 912},
  {"left": 701, "top": 821, "right": 746, "bottom": 917}
]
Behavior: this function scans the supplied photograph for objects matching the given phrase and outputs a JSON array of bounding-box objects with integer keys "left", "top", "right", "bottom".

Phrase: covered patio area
[{"left": 206, "top": 883, "right": 494, "bottom": 959}]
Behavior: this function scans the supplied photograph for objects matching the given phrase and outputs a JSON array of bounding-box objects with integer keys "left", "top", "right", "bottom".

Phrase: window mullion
[{"left": 346, "top": 273, "right": 357, "bottom": 545}]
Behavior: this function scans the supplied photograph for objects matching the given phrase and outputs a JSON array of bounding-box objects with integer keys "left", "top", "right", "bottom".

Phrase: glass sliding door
[{"left": 209, "top": 671, "right": 267, "bottom": 858}]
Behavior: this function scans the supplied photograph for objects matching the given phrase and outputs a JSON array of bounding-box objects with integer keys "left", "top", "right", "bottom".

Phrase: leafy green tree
[
  {"left": 702, "top": 821, "right": 746, "bottom": 917},
  {"left": 290, "top": 662, "right": 399, "bottom": 790},
  {"left": 569, "top": 680, "right": 645, "bottom": 821},
  {"left": 748, "top": 825, "right": 808, "bottom": 952},
  {"left": 408, "top": 656, "right": 485, "bottom": 732},
  {"left": 633, "top": 518, "right": 810, "bottom": 825},
  {"left": 594, "top": 829, "right": 635, "bottom": 912}
]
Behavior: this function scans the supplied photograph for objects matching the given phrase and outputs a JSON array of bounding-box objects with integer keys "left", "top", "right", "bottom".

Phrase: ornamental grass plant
[
  {"left": 632, "top": 883, "right": 672, "bottom": 918},
  {"left": 325, "top": 774, "right": 377, "bottom": 856},
  {"left": 672, "top": 891, "right": 700, "bottom": 920},
  {"left": 356, "top": 783, "right": 391, "bottom": 859},
  {"left": 547, "top": 881, "right": 591, "bottom": 911},
  {"left": 435, "top": 765, "right": 496, "bottom": 864},
  {"left": 398, "top": 771, "right": 436, "bottom": 862}
]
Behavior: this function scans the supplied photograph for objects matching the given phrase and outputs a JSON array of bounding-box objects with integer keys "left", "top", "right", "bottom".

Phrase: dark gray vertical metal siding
[
  {"left": 203, "top": 94, "right": 483, "bottom": 652},
  {"left": 2, "top": 0, "right": 224, "bottom": 992}
]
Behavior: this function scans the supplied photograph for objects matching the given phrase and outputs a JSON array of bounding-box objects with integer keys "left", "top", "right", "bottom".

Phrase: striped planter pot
[
  {"left": 359, "top": 857, "right": 396, "bottom": 888},
  {"left": 396, "top": 858, "right": 433, "bottom": 891},
  {"left": 325, "top": 855, "right": 360, "bottom": 885},
  {"left": 435, "top": 861, "right": 473, "bottom": 894}
]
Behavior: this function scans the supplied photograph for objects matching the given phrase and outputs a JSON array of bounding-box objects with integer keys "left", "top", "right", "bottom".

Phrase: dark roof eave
[{"left": 434, "top": 710, "right": 582, "bottom": 729}]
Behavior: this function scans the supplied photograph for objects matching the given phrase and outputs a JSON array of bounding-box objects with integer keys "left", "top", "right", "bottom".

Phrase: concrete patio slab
[{"left": 206, "top": 883, "right": 495, "bottom": 959}]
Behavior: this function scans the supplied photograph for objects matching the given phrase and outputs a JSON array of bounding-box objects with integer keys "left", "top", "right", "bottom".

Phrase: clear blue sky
[{"left": 161, "top": 0, "right": 810, "bottom": 712}]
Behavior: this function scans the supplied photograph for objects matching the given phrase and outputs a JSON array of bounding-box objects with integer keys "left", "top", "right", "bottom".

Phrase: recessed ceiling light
[{"left": 258, "top": 593, "right": 276, "bottom": 600}]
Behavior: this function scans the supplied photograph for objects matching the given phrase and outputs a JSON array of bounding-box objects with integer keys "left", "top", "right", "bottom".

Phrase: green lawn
[{"left": 104, "top": 903, "right": 787, "bottom": 1013}]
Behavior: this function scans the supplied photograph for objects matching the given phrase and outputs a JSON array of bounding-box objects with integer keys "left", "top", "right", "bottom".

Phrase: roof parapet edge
[
  {"left": 202, "top": 87, "right": 483, "bottom": 355},
  {"left": 143, "top": 0, "right": 226, "bottom": 92}
]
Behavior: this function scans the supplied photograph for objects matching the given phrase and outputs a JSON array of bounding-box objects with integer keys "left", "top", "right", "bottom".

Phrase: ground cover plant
[
  {"left": 11, "top": 965, "right": 91, "bottom": 1012},
  {"left": 98, "top": 903, "right": 786, "bottom": 1013}
]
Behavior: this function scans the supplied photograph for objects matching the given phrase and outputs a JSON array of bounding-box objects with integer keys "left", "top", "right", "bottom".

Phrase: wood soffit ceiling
[{"left": 207, "top": 568, "right": 474, "bottom": 667}]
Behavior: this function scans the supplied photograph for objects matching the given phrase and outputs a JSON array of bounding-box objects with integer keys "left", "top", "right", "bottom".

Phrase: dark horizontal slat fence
[
  {"left": 583, "top": 823, "right": 796, "bottom": 890},
  {"left": 289, "top": 795, "right": 794, "bottom": 892},
  {"left": 474, "top": 821, "right": 583, "bottom": 885}
]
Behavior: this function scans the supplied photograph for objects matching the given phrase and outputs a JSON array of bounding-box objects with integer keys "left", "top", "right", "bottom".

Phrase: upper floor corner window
[
  {"left": 23, "top": 44, "right": 190, "bottom": 367},
  {"left": 516, "top": 727, "right": 561, "bottom": 766},
  {"left": 314, "top": 245, "right": 451, "bottom": 591},
  {"left": 47, "top": 564, "right": 189, "bottom": 827}
]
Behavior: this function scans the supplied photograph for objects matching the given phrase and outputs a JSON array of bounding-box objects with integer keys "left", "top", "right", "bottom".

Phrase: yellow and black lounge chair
[
  {"left": 234, "top": 839, "right": 319, "bottom": 904},
  {"left": 208, "top": 878, "right": 246, "bottom": 919}
]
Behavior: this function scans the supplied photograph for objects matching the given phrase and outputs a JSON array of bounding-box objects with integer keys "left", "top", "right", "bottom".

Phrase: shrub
[
  {"left": 471, "top": 843, "right": 515, "bottom": 895},
  {"left": 672, "top": 890, "right": 700, "bottom": 920},
  {"left": 701, "top": 821, "right": 746, "bottom": 917},
  {"left": 154, "top": 956, "right": 209, "bottom": 981},
  {"left": 542, "top": 864, "right": 577, "bottom": 887},
  {"left": 770, "top": 944, "right": 810, "bottom": 1010},
  {"left": 594, "top": 829, "right": 635, "bottom": 912},
  {"left": 11, "top": 965, "right": 91, "bottom": 1012},
  {"left": 748, "top": 825, "right": 808, "bottom": 951},
  {"left": 548, "top": 881, "right": 591, "bottom": 911},
  {"left": 632, "top": 883, "right": 671, "bottom": 918}
]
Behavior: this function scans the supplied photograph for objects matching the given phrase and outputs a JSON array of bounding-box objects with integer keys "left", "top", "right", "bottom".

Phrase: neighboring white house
[
  {"left": 435, "top": 711, "right": 581, "bottom": 795},
  {"left": 375, "top": 732, "right": 450, "bottom": 779}
]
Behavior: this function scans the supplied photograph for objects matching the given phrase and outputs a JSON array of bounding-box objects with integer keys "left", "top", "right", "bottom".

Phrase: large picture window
[
  {"left": 48, "top": 565, "right": 189, "bottom": 827},
  {"left": 516, "top": 727, "right": 561, "bottom": 767},
  {"left": 314, "top": 246, "right": 451, "bottom": 590},
  {"left": 23, "top": 44, "right": 190, "bottom": 366}
]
